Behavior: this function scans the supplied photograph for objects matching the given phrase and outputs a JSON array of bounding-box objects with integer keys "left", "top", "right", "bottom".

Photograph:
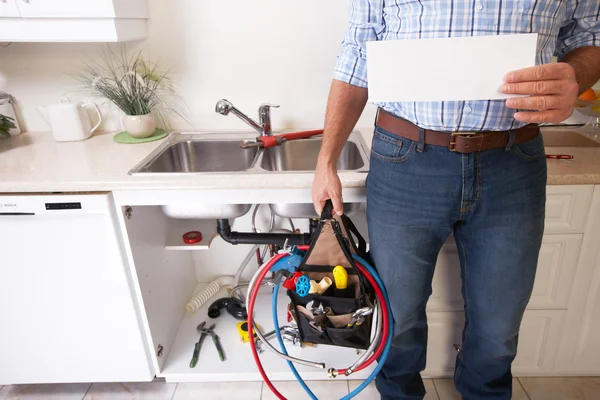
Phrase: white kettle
[{"left": 37, "top": 97, "right": 102, "bottom": 142}]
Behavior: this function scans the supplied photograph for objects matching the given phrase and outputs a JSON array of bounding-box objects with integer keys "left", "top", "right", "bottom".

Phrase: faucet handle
[
  {"left": 258, "top": 103, "right": 279, "bottom": 136},
  {"left": 259, "top": 103, "right": 280, "bottom": 114}
]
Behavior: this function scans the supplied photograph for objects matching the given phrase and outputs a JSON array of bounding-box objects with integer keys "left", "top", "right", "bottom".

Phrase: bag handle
[
  {"left": 341, "top": 214, "right": 367, "bottom": 256},
  {"left": 320, "top": 199, "right": 334, "bottom": 220}
]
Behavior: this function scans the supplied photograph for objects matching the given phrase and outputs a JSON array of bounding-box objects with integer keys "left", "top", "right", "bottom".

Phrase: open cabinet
[{"left": 116, "top": 203, "right": 378, "bottom": 383}]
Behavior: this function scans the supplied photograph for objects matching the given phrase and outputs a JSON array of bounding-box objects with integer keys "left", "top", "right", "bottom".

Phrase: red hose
[
  {"left": 248, "top": 252, "right": 390, "bottom": 398},
  {"left": 247, "top": 253, "right": 288, "bottom": 400},
  {"left": 336, "top": 261, "right": 389, "bottom": 375}
]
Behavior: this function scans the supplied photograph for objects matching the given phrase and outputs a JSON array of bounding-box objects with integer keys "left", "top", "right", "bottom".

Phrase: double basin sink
[{"left": 129, "top": 131, "right": 370, "bottom": 219}]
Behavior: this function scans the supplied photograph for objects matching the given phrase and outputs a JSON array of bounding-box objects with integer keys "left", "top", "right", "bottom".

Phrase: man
[{"left": 312, "top": 1, "right": 600, "bottom": 399}]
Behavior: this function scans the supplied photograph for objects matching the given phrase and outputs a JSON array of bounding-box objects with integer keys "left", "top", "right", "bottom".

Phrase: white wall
[{"left": 0, "top": 0, "right": 379, "bottom": 133}]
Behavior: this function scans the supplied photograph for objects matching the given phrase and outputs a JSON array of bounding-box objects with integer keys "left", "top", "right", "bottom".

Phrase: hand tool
[
  {"left": 189, "top": 321, "right": 208, "bottom": 368},
  {"left": 546, "top": 154, "right": 574, "bottom": 159},
  {"left": 198, "top": 323, "right": 226, "bottom": 362},
  {"left": 239, "top": 129, "right": 323, "bottom": 149},
  {"left": 347, "top": 307, "right": 374, "bottom": 328}
]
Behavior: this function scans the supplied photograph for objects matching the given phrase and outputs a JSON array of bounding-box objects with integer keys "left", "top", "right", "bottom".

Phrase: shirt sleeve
[
  {"left": 332, "top": 0, "right": 385, "bottom": 88},
  {"left": 554, "top": 1, "right": 600, "bottom": 59}
]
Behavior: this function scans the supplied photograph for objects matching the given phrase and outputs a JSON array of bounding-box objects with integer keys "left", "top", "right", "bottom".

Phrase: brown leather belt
[{"left": 375, "top": 108, "right": 540, "bottom": 153}]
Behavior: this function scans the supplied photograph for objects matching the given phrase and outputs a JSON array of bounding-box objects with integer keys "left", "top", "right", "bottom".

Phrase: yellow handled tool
[{"left": 332, "top": 265, "right": 348, "bottom": 289}]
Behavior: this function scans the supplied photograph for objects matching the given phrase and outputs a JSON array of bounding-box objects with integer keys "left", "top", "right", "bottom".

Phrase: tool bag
[{"left": 287, "top": 201, "right": 375, "bottom": 350}]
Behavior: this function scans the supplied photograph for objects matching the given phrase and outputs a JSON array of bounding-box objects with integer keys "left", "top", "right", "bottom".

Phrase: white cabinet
[
  {"left": 15, "top": 0, "right": 149, "bottom": 18},
  {"left": 0, "top": 0, "right": 20, "bottom": 18},
  {"left": 555, "top": 186, "right": 600, "bottom": 374},
  {"left": 544, "top": 185, "right": 593, "bottom": 234},
  {"left": 0, "top": 0, "right": 148, "bottom": 42},
  {"left": 512, "top": 310, "right": 565, "bottom": 375},
  {"left": 0, "top": 193, "right": 152, "bottom": 385},
  {"left": 428, "top": 234, "right": 583, "bottom": 312},
  {"left": 423, "top": 310, "right": 566, "bottom": 377}
]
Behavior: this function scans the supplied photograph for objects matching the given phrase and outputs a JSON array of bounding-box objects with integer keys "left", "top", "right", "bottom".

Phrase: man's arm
[
  {"left": 501, "top": 1, "right": 600, "bottom": 124},
  {"left": 560, "top": 46, "right": 600, "bottom": 94},
  {"left": 313, "top": 80, "right": 368, "bottom": 215},
  {"left": 312, "top": 0, "right": 384, "bottom": 215}
]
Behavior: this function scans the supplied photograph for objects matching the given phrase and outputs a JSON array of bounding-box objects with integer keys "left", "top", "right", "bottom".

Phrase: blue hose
[
  {"left": 342, "top": 254, "right": 393, "bottom": 400},
  {"left": 273, "top": 277, "right": 318, "bottom": 400},
  {"left": 269, "top": 254, "right": 393, "bottom": 400}
]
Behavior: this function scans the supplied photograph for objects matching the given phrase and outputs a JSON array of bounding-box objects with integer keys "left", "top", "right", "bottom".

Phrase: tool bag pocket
[{"left": 286, "top": 200, "right": 374, "bottom": 350}]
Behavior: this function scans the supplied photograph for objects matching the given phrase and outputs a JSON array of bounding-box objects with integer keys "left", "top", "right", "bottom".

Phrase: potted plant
[
  {"left": 75, "top": 47, "right": 188, "bottom": 139},
  {"left": 0, "top": 114, "right": 16, "bottom": 139}
]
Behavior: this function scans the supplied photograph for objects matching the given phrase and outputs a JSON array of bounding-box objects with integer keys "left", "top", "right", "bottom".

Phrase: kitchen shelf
[
  {"left": 165, "top": 219, "right": 218, "bottom": 251},
  {"left": 159, "top": 288, "right": 376, "bottom": 383}
]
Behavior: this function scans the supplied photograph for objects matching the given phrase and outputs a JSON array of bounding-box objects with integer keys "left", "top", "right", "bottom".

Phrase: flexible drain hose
[{"left": 185, "top": 276, "right": 234, "bottom": 313}]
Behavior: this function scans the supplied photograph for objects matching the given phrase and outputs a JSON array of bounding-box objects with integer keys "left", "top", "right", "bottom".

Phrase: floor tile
[
  {"left": 519, "top": 377, "right": 600, "bottom": 400},
  {"left": 0, "top": 383, "right": 91, "bottom": 400},
  {"left": 262, "top": 380, "right": 348, "bottom": 400},
  {"left": 348, "top": 378, "right": 439, "bottom": 399},
  {"left": 434, "top": 378, "right": 528, "bottom": 400},
  {"left": 84, "top": 382, "right": 176, "bottom": 400},
  {"left": 173, "top": 382, "right": 262, "bottom": 400}
]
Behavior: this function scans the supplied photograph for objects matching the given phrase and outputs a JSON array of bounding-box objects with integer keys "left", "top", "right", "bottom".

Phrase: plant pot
[{"left": 123, "top": 113, "right": 156, "bottom": 139}]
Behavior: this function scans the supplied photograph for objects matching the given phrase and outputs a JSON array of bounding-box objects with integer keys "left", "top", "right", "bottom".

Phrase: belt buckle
[{"left": 449, "top": 132, "right": 475, "bottom": 152}]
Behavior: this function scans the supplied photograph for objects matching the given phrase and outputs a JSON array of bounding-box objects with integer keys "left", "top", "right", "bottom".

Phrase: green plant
[
  {"left": 74, "top": 46, "right": 189, "bottom": 129},
  {"left": 0, "top": 114, "right": 16, "bottom": 138}
]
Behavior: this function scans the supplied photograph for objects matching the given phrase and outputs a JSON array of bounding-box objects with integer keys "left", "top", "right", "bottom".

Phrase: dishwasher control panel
[{"left": 45, "top": 202, "right": 82, "bottom": 210}]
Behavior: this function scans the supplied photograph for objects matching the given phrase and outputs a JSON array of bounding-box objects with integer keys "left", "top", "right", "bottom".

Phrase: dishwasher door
[{"left": 0, "top": 193, "right": 153, "bottom": 384}]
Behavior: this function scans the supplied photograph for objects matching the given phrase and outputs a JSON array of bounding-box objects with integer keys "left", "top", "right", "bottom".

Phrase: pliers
[{"left": 189, "top": 322, "right": 226, "bottom": 368}]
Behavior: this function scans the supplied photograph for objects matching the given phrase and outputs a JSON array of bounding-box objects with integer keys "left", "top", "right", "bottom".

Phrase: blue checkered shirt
[{"left": 333, "top": 0, "right": 600, "bottom": 131}]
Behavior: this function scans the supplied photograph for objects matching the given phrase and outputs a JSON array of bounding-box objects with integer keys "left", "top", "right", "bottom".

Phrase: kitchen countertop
[{"left": 0, "top": 127, "right": 598, "bottom": 193}]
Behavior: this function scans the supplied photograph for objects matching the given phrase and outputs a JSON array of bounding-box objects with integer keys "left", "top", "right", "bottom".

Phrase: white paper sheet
[{"left": 366, "top": 33, "right": 538, "bottom": 103}]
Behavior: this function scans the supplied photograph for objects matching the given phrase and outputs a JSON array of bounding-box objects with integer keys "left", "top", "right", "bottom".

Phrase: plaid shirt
[{"left": 333, "top": 0, "right": 600, "bottom": 131}]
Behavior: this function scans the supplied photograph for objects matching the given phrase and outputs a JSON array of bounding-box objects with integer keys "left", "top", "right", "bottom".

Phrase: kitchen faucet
[{"left": 215, "top": 99, "right": 279, "bottom": 136}]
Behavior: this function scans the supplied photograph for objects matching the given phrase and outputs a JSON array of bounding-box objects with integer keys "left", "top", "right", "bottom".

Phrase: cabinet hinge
[
  {"left": 157, "top": 344, "right": 164, "bottom": 358},
  {"left": 125, "top": 206, "right": 133, "bottom": 220}
]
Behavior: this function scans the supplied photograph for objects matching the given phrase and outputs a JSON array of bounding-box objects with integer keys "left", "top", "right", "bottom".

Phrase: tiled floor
[{"left": 1, "top": 377, "right": 599, "bottom": 399}]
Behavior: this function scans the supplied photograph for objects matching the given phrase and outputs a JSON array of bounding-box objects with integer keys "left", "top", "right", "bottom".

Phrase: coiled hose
[{"left": 247, "top": 252, "right": 393, "bottom": 399}]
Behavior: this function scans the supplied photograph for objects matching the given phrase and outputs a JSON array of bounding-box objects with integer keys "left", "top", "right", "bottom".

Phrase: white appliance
[
  {"left": 0, "top": 193, "right": 152, "bottom": 384},
  {"left": 37, "top": 97, "right": 102, "bottom": 142}
]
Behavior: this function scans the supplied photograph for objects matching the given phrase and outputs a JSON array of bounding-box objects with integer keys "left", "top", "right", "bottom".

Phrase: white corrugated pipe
[{"left": 185, "top": 275, "right": 235, "bottom": 313}]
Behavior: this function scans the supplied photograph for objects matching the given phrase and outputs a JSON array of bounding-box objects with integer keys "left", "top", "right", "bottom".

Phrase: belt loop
[
  {"left": 417, "top": 127, "right": 425, "bottom": 153},
  {"left": 505, "top": 130, "right": 516, "bottom": 151}
]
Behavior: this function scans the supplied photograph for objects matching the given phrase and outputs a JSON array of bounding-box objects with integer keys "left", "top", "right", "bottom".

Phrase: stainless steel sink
[
  {"left": 130, "top": 131, "right": 369, "bottom": 175},
  {"left": 129, "top": 131, "right": 369, "bottom": 219},
  {"left": 261, "top": 139, "right": 365, "bottom": 172},
  {"left": 131, "top": 139, "right": 259, "bottom": 173}
]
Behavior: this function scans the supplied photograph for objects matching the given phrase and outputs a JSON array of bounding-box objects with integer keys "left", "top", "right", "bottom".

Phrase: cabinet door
[
  {"left": 0, "top": 0, "right": 20, "bottom": 17},
  {"left": 512, "top": 310, "right": 565, "bottom": 375},
  {"left": 544, "top": 185, "right": 594, "bottom": 234},
  {"left": 423, "top": 312, "right": 465, "bottom": 377},
  {"left": 117, "top": 205, "right": 197, "bottom": 377},
  {"left": 0, "top": 194, "right": 152, "bottom": 385},
  {"left": 429, "top": 235, "right": 582, "bottom": 312},
  {"left": 556, "top": 186, "right": 600, "bottom": 374},
  {"left": 423, "top": 310, "right": 565, "bottom": 377},
  {"left": 16, "top": 0, "right": 148, "bottom": 18}
]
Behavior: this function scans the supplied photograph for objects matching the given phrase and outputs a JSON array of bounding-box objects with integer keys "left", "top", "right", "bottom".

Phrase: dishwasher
[{"left": 0, "top": 192, "right": 153, "bottom": 384}]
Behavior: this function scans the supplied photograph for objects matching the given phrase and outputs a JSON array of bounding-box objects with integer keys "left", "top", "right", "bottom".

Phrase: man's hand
[
  {"left": 312, "top": 160, "right": 343, "bottom": 216},
  {"left": 500, "top": 63, "right": 580, "bottom": 124}
]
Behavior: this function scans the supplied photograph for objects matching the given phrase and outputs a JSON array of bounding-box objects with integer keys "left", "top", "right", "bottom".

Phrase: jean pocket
[
  {"left": 512, "top": 131, "right": 545, "bottom": 162},
  {"left": 371, "top": 126, "right": 416, "bottom": 163}
]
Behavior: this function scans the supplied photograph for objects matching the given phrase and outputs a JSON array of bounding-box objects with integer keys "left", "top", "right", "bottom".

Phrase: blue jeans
[{"left": 366, "top": 125, "right": 547, "bottom": 400}]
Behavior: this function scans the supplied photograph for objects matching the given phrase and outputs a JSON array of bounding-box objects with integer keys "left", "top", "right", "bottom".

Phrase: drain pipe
[{"left": 216, "top": 219, "right": 311, "bottom": 246}]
